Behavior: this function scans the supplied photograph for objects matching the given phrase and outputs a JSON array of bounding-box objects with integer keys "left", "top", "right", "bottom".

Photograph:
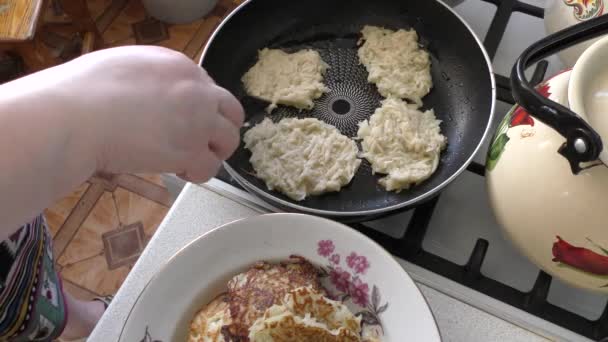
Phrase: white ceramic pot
[
  {"left": 544, "top": 0, "right": 607, "bottom": 68},
  {"left": 486, "top": 27, "right": 608, "bottom": 293},
  {"left": 142, "top": 0, "right": 219, "bottom": 24}
]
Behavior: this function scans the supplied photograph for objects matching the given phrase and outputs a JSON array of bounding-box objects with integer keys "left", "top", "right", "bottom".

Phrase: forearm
[{"left": 0, "top": 71, "right": 98, "bottom": 240}]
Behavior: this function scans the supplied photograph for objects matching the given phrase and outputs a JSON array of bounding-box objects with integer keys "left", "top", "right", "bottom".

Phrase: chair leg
[
  {"left": 60, "top": 0, "right": 105, "bottom": 49},
  {"left": 0, "top": 51, "right": 25, "bottom": 83},
  {"left": 81, "top": 31, "right": 96, "bottom": 54},
  {"left": 12, "top": 39, "right": 62, "bottom": 72}
]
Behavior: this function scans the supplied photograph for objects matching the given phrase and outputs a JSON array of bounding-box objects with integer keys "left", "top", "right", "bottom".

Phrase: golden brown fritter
[
  {"left": 188, "top": 293, "right": 232, "bottom": 342},
  {"left": 248, "top": 286, "right": 361, "bottom": 342},
  {"left": 221, "top": 256, "right": 327, "bottom": 340},
  {"left": 249, "top": 314, "right": 360, "bottom": 342}
]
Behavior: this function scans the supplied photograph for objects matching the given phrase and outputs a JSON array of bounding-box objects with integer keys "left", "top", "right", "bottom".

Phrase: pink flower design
[
  {"left": 330, "top": 267, "right": 351, "bottom": 293},
  {"left": 346, "top": 252, "right": 370, "bottom": 274},
  {"left": 318, "top": 240, "right": 335, "bottom": 257},
  {"left": 330, "top": 254, "right": 340, "bottom": 265},
  {"left": 349, "top": 277, "right": 370, "bottom": 307}
]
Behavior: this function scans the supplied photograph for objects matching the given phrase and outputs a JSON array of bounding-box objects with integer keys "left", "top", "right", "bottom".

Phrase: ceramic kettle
[
  {"left": 545, "top": 0, "right": 607, "bottom": 68},
  {"left": 486, "top": 15, "right": 608, "bottom": 293}
]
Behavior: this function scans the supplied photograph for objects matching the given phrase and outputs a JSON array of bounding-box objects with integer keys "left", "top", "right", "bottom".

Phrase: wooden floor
[{"left": 36, "top": 0, "right": 242, "bottom": 301}]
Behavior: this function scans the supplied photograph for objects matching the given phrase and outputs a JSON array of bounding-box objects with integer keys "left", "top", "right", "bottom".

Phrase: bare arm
[
  {"left": 0, "top": 46, "right": 243, "bottom": 240},
  {"left": 0, "top": 69, "right": 97, "bottom": 239}
]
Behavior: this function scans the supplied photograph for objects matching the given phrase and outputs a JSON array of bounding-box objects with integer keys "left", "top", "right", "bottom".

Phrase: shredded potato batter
[
  {"left": 358, "top": 25, "right": 433, "bottom": 106},
  {"left": 244, "top": 118, "right": 361, "bottom": 201},
  {"left": 249, "top": 287, "right": 362, "bottom": 341},
  {"left": 242, "top": 48, "right": 330, "bottom": 113},
  {"left": 357, "top": 97, "right": 447, "bottom": 192}
]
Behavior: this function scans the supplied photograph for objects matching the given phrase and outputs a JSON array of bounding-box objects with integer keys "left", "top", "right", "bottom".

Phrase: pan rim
[{"left": 200, "top": 0, "right": 496, "bottom": 217}]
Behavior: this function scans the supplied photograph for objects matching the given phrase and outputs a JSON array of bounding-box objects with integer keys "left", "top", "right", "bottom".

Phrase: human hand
[{"left": 53, "top": 45, "right": 244, "bottom": 182}]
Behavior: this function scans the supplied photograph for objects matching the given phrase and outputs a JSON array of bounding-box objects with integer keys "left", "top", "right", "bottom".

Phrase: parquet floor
[{"left": 29, "top": 0, "right": 242, "bottom": 300}]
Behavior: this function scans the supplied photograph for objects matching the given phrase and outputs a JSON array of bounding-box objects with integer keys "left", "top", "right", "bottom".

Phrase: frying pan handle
[{"left": 511, "top": 15, "right": 608, "bottom": 174}]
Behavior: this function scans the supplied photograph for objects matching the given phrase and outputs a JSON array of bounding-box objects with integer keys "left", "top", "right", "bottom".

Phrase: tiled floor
[
  {"left": 46, "top": 174, "right": 172, "bottom": 299},
  {"left": 33, "top": 0, "right": 242, "bottom": 300}
]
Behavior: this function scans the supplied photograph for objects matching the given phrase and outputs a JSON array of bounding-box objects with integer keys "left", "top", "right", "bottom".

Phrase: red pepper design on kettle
[
  {"left": 509, "top": 83, "right": 552, "bottom": 128},
  {"left": 552, "top": 236, "right": 608, "bottom": 275}
]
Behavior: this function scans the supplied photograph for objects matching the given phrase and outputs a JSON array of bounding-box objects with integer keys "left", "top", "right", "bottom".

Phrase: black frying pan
[{"left": 201, "top": 0, "right": 495, "bottom": 220}]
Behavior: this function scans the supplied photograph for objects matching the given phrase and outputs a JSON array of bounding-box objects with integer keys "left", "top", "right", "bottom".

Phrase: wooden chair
[{"left": 0, "top": 0, "right": 104, "bottom": 74}]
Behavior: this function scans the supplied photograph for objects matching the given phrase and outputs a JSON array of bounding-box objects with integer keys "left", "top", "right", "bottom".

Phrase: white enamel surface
[
  {"left": 118, "top": 213, "right": 440, "bottom": 342},
  {"left": 488, "top": 71, "right": 608, "bottom": 293},
  {"left": 569, "top": 35, "right": 608, "bottom": 164},
  {"left": 544, "top": 0, "right": 608, "bottom": 68}
]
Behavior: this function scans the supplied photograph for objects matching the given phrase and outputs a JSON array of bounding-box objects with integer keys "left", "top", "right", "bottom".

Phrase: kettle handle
[{"left": 511, "top": 15, "right": 608, "bottom": 174}]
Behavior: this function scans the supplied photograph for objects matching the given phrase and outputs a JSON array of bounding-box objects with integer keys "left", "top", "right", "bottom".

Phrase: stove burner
[
  {"left": 330, "top": 98, "right": 353, "bottom": 115},
  {"left": 265, "top": 48, "right": 382, "bottom": 138}
]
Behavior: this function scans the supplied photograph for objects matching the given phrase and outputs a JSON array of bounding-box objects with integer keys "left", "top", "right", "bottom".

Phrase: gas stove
[{"left": 191, "top": 1, "right": 608, "bottom": 340}]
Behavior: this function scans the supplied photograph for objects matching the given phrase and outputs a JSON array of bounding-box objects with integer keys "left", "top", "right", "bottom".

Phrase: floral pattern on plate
[
  {"left": 317, "top": 239, "right": 388, "bottom": 336},
  {"left": 140, "top": 326, "right": 162, "bottom": 342}
]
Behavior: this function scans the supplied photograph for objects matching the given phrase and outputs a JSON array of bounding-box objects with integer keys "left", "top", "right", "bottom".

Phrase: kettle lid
[{"left": 569, "top": 35, "right": 608, "bottom": 166}]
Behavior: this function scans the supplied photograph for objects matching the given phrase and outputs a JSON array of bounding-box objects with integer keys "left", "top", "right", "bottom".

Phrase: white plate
[{"left": 119, "top": 213, "right": 441, "bottom": 341}]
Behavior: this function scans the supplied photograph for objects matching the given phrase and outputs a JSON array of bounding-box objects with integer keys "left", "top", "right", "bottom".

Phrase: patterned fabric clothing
[{"left": 0, "top": 215, "right": 67, "bottom": 341}]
